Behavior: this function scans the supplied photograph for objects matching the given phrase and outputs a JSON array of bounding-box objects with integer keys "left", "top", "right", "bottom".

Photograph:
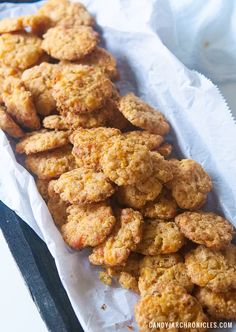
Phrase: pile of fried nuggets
[{"left": 0, "top": 0, "right": 235, "bottom": 331}]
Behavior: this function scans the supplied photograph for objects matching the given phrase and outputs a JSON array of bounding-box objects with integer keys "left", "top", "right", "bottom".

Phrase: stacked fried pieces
[{"left": 0, "top": 1, "right": 235, "bottom": 331}]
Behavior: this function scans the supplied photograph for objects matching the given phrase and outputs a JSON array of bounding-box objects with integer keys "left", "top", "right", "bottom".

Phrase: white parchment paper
[{"left": 0, "top": 1, "right": 236, "bottom": 331}]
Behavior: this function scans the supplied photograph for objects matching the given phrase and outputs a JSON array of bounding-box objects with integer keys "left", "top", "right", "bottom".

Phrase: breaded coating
[
  {"left": 168, "top": 159, "right": 213, "bottom": 210},
  {"left": 89, "top": 208, "right": 143, "bottom": 266},
  {"left": 16, "top": 130, "right": 69, "bottom": 155},
  {"left": 139, "top": 254, "right": 193, "bottom": 296},
  {"left": 71, "top": 127, "right": 121, "bottom": 170},
  {"left": 38, "top": 0, "right": 94, "bottom": 27},
  {"left": 157, "top": 142, "right": 173, "bottom": 158},
  {"left": 123, "top": 131, "right": 163, "bottom": 151},
  {"left": 118, "top": 93, "right": 170, "bottom": 136},
  {"left": 135, "top": 219, "right": 185, "bottom": 255},
  {"left": 116, "top": 177, "right": 162, "bottom": 209},
  {"left": 50, "top": 168, "right": 115, "bottom": 204},
  {"left": 101, "top": 136, "right": 153, "bottom": 186},
  {"left": 150, "top": 151, "right": 174, "bottom": 183},
  {"left": 75, "top": 47, "right": 119, "bottom": 80},
  {"left": 0, "top": 15, "right": 51, "bottom": 35},
  {"left": 185, "top": 245, "right": 236, "bottom": 292},
  {"left": 135, "top": 283, "right": 208, "bottom": 332},
  {"left": 61, "top": 203, "right": 116, "bottom": 249},
  {"left": 223, "top": 244, "right": 236, "bottom": 266},
  {"left": 99, "top": 271, "right": 112, "bottom": 286},
  {"left": 43, "top": 115, "right": 69, "bottom": 130},
  {"left": 42, "top": 26, "right": 98, "bottom": 61},
  {"left": 2, "top": 76, "right": 40, "bottom": 130},
  {"left": 175, "top": 211, "right": 234, "bottom": 249},
  {"left": 196, "top": 287, "right": 236, "bottom": 320},
  {"left": 47, "top": 192, "right": 68, "bottom": 227},
  {"left": 0, "top": 106, "right": 24, "bottom": 138},
  {"left": 0, "top": 32, "right": 44, "bottom": 70},
  {"left": 36, "top": 178, "right": 50, "bottom": 202},
  {"left": 52, "top": 65, "right": 113, "bottom": 114},
  {"left": 25, "top": 145, "right": 76, "bottom": 180},
  {"left": 142, "top": 189, "right": 178, "bottom": 219},
  {"left": 22, "top": 63, "right": 58, "bottom": 116}
]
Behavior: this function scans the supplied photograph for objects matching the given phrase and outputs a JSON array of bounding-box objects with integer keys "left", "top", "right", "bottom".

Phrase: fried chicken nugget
[
  {"left": 47, "top": 188, "right": 69, "bottom": 227},
  {"left": 70, "top": 127, "right": 121, "bottom": 170},
  {"left": 150, "top": 151, "right": 174, "bottom": 183},
  {"left": 175, "top": 211, "right": 234, "bottom": 249},
  {"left": 52, "top": 65, "right": 113, "bottom": 114},
  {"left": 89, "top": 208, "right": 143, "bottom": 266},
  {"left": 36, "top": 178, "right": 50, "bottom": 202},
  {"left": 2, "top": 76, "right": 40, "bottom": 130},
  {"left": 0, "top": 105, "right": 24, "bottom": 138},
  {"left": 185, "top": 245, "right": 236, "bottom": 292},
  {"left": 168, "top": 159, "right": 213, "bottom": 210},
  {"left": 123, "top": 131, "right": 163, "bottom": 151},
  {"left": 139, "top": 254, "right": 193, "bottom": 296},
  {"left": 196, "top": 287, "right": 236, "bottom": 320},
  {"left": 135, "top": 219, "right": 185, "bottom": 255},
  {"left": 25, "top": 145, "right": 76, "bottom": 180},
  {"left": 38, "top": 0, "right": 94, "bottom": 27},
  {"left": 0, "top": 32, "right": 44, "bottom": 70},
  {"left": 101, "top": 136, "right": 153, "bottom": 186},
  {"left": 118, "top": 93, "right": 170, "bottom": 136},
  {"left": 16, "top": 130, "right": 69, "bottom": 155},
  {"left": 142, "top": 189, "right": 178, "bottom": 220},
  {"left": 50, "top": 168, "right": 115, "bottom": 205},
  {"left": 135, "top": 283, "right": 208, "bottom": 332},
  {"left": 22, "top": 63, "right": 59, "bottom": 116},
  {"left": 42, "top": 26, "right": 99, "bottom": 61},
  {"left": 61, "top": 202, "right": 116, "bottom": 249}
]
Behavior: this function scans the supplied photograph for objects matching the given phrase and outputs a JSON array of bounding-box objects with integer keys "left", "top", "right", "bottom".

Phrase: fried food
[
  {"left": 43, "top": 115, "right": 69, "bottom": 130},
  {"left": 38, "top": 0, "right": 94, "bottom": 27},
  {"left": 0, "top": 32, "right": 44, "bottom": 70},
  {"left": 50, "top": 168, "right": 115, "bottom": 204},
  {"left": 139, "top": 254, "right": 193, "bottom": 296},
  {"left": 70, "top": 127, "right": 121, "bottom": 170},
  {"left": 74, "top": 47, "right": 119, "bottom": 80},
  {"left": 47, "top": 190, "right": 68, "bottom": 227},
  {"left": 25, "top": 145, "right": 76, "bottom": 180},
  {"left": 142, "top": 189, "right": 178, "bottom": 219},
  {"left": 175, "top": 211, "right": 234, "bottom": 249},
  {"left": 16, "top": 130, "right": 69, "bottom": 155},
  {"left": 36, "top": 178, "right": 50, "bottom": 202},
  {"left": 52, "top": 65, "right": 113, "bottom": 114},
  {"left": 135, "top": 283, "right": 208, "bottom": 332},
  {"left": 157, "top": 142, "right": 173, "bottom": 158},
  {"left": 196, "top": 287, "right": 236, "bottom": 320},
  {"left": 116, "top": 176, "right": 162, "bottom": 209},
  {"left": 185, "top": 245, "right": 236, "bottom": 292},
  {"left": 89, "top": 208, "right": 143, "bottom": 266},
  {"left": 22, "top": 62, "right": 58, "bottom": 116},
  {"left": 0, "top": 106, "right": 24, "bottom": 138},
  {"left": 61, "top": 202, "right": 116, "bottom": 249},
  {"left": 135, "top": 219, "right": 185, "bottom": 255},
  {"left": 101, "top": 136, "right": 153, "bottom": 186},
  {"left": 123, "top": 131, "right": 163, "bottom": 151},
  {"left": 150, "top": 151, "right": 174, "bottom": 183},
  {"left": 118, "top": 93, "right": 170, "bottom": 135},
  {"left": 2, "top": 76, "right": 40, "bottom": 130},
  {"left": 168, "top": 159, "right": 213, "bottom": 210},
  {"left": 42, "top": 26, "right": 99, "bottom": 61}
]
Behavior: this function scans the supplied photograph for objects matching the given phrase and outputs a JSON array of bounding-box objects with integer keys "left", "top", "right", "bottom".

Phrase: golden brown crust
[
  {"left": 185, "top": 245, "right": 236, "bottom": 292},
  {"left": 52, "top": 65, "right": 113, "bottom": 114},
  {"left": 175, "top": 211, "right": 234, "bottom": 249},
  {"left": 135, "top": 283, "right": 208, "bottom": 332},
  {"left": 89, "top": 208, "right": 143, "bottom": 266},
  {"left": 0, "top": 32, "right": 44, "bottom": 70},
  {"left": 150, "top": 152, "right": 174, "bottom": 183},
  {"left": 157, "top": 142, "right": 173, "bottom": 158},
  {"left": 101, "top": 136, "right": 153, "bottom": 186},
  {"left": 16, "top": 130, "right": 70, "bottom": 155},
  {"left": 168, "top": 159, "right": 213, "bottom": 210},
  {"left": 118, "top": 93, "right": 170, "bottom": 135},
  {"left": 47, "top": 191, "right": 68, "bottom": 227},
  {"left": 135, "top": 219, "right": 185, "bottom": 255},
  {"left": 42, "top": 26, "right": 99, "bottom": 61},
  {"left": 25, "top": 145, "right": 76, "bottom": 180},
  {"left": 50, "top": 168, "right": 115, "bottom": 204},
  {"left": 61, "top": 202, "right": 116, "bottom": 249},
  {"left": 0, "top": 105, "right": 24, "bottom": 138},
  {"left": 196, "top": 287, "right": 236, "bottom": 320},
  {"left": 2, "top": 76, "right": 40, "bottom": 130},
  {"left": 123, "top": 131, "right": 163, "bottom": 151}
]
